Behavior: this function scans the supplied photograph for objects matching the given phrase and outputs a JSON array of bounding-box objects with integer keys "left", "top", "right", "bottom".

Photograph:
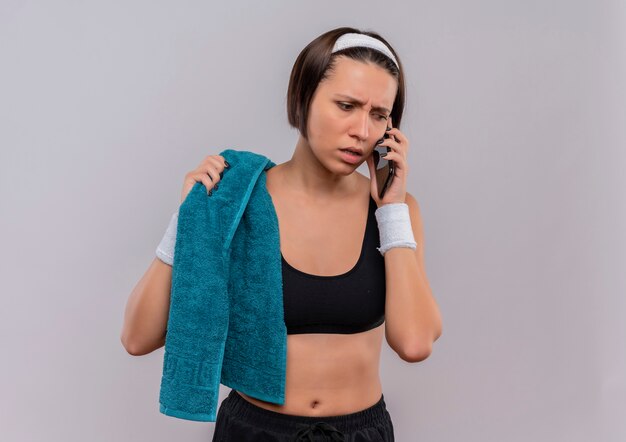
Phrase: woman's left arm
[
  {"left": 367, "top": 117, "right": 443, "bottom": 363},
  {"left": 382, "top": 191, "right": 443, "bottom": 363}
]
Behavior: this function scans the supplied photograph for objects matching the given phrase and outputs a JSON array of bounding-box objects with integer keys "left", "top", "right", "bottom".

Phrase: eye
[
  {"left": 337, "top": 102, "right": 353, "bottom": 111},
  {"left": 338, "top": 102, "right": 388, "bottom": 121}
]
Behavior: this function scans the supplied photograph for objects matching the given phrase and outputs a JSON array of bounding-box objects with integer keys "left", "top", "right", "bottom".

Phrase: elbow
[
  {"left": 120, "top": 332, "right": 147, "bottom": 356},
  {"left": 120, "top": 333, "right": 137, "bottom": 356},
  {"left": 398, "top": 329, "right": 441, "bottom": 363},
  {"left": 120, "top": 331, "right": 165, "bottom": 356},
  {"left": 398, "top": 342, "right": 432, "bottom": 363}
]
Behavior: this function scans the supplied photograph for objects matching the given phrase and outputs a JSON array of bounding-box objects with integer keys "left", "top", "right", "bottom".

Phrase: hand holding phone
[{"left": 373, "top": 131, "right": 395, "bottom": 199}]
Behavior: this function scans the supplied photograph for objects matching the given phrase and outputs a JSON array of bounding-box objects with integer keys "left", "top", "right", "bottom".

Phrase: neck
[{"left": 278, "top": 136, "right": 359, "bottom": 202}]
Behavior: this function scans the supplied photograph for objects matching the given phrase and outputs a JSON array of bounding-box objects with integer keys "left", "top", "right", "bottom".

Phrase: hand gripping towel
[{"left": 158, "top": 149, "right": 287, "bottom": 422}]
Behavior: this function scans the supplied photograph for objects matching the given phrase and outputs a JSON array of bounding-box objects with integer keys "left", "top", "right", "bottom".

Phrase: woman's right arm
[
  {"left": 120, "top": 154, "right": 228, "bottom": 356},
  {"left": 120, "top": 257, "right": 172, "bottom": 355}
]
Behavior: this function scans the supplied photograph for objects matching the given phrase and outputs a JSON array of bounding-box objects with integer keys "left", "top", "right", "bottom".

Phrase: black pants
[{"left": 212, "top": 389, "right": 395, "bottom": 441}]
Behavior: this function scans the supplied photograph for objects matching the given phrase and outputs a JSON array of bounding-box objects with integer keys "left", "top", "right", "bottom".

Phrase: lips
[
  {"left": 339, "top": 149, "right": 362, "bottom": 164},
  {"left": 340, "top": 147, "right": 363, "bottom": 156}
]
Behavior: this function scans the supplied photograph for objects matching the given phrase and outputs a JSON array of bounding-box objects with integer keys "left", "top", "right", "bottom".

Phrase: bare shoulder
[{"left": 264, "top": 164, "right": 285, "bottom": 200}]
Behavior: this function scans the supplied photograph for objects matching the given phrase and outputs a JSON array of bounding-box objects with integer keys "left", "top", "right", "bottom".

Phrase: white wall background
[{"left": 1, "top": 1, "right": 624, "bottom": 441}]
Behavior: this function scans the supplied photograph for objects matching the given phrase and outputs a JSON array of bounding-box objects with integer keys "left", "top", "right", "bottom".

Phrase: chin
[{"left": 337, "top": 162, "right": 362, "bottom": 175}]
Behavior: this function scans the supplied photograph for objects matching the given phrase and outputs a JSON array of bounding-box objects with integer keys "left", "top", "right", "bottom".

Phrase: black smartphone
[{"left": 373, "top": 132, "right": 395, "bottom": 199}]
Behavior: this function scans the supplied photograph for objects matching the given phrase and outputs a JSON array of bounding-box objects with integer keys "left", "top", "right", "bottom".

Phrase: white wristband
[
  {"left": 374, "top": 203, "right": 417, "bottom": 256},
  {"left": 155, "top": 211, "right": 179, "bottom": 266}
]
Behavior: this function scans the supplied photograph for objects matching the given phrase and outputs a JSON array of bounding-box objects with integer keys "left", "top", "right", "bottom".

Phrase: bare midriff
[
  {"left": 238, "top": 165, "right": 386, "bottom": 416},
  {"left": 236, "top": 323, "right": 384, "bottom": 416}
]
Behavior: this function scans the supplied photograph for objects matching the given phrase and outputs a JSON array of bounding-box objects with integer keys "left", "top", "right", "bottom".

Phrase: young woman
[{"left": 121, "top": 26, "right": 442, "bottom": 441}]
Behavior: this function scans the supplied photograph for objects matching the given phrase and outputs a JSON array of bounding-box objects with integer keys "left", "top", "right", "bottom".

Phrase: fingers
[
  {"left": 382, "top": 118, "right": 408, "bottom": 154},
  {"left": 185, "top": 155, "right": 230, "bottom": 197},
  {"left": 385, "top": 129, "right": 407, "bottom": 147},
  {"left": 201, "top": 155, "right": 225, "bottom": 184},
  {"left": 379, "top": 130, "right": 408, "bottom": 158},
  {"left": 204, "top": 154, "right": 229, "bottom": 173},
  {"left": 380, "top": 117, "right": 409, "bottom": 178},
  {"left": 379, "top": 149, "right": 407, "bottom": 176}
]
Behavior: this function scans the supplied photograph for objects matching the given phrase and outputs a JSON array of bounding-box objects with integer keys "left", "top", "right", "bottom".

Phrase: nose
[{"left": 350, "top": 110, "right": 370, "bottom": 141}]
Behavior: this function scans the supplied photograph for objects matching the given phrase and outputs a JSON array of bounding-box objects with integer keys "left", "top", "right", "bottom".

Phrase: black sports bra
[{"left": 281, "top": 196, "right": 386, "bottom": 334}]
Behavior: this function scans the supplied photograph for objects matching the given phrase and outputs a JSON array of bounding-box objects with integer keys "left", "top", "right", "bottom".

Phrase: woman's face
[{"left": 306, "top": 56, "right": 398, "bottom": 173}]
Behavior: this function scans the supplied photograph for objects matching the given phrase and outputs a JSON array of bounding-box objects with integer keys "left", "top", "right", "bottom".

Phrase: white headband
[{"left": 331, "top": 33, "right": 399, "bottom": 69}]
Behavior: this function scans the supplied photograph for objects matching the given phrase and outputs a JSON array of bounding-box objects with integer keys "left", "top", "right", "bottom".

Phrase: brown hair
[{"left": 286, "top": 27, "right": 406, "bottom": 140}]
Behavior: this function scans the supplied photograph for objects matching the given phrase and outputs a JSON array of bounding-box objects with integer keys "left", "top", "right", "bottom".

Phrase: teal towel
[{"left": 158, "top": 149, "right": 287, "bottom": 422}]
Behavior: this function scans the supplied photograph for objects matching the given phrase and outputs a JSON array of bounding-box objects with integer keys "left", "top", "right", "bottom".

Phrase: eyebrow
[{"left": 334, "top": 94, "right": 391, "bottom": 115}]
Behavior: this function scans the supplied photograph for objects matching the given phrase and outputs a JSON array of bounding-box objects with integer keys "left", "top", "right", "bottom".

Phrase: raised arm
[{"left": 120, "top": 154, "right": 228, "bottom": 356}]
